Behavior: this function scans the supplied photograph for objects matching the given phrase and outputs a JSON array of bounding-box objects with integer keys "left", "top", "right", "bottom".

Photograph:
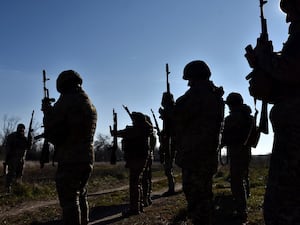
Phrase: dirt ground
[{"left": 1, "top": 183, "right": 257, "bottom": 225}]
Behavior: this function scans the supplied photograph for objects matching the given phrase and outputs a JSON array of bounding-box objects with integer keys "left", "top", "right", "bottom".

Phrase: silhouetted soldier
[
  {"left": 158, "top": 126, "right": 176, "bottom": 196},
  {"left": 159, "top": 63, "right": 177, "bottom": 197},
  {"left": 246, "top": 0, "right": 300, "bottom": 224},
  {"left": 162, "top": 60, "right": 224, "bottom": 225},
  {"left": 4, "top": 123, "right": 32, "bottom": 193},
  {"left": 112, "top": 112, "right": 152, "bottom": 216},
  {"left": 142, "top": 115, "right": 156, "bottom": 207},
  {"left": 42, "top": 70, "right": 97, "bottom": 225},
  {"left": 221, "top": 92, "right": 253, "bottom": 223}
]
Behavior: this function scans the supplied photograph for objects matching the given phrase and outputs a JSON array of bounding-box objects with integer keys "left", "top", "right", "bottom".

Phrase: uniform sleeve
[{"left": 271, "top": 33, "right": 300, "bottom": 85}]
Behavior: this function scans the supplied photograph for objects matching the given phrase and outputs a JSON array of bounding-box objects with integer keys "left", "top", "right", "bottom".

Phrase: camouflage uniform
[
  {"left": 42, "top": 70, "right": 97, "bottom": 225},
  {"left": 164, "top": 60, "right": 224, "bottom": 225},
  {"left": 264, "top": 22, "right": 300, "bottom": 225},
  {"left": 116, "top": 112, "right": 152, "bottom": 216},
  {"left": 158, "top": 129, "right": 176, "bottom": 196},
  {"left": 142, "top": 115, "right": 156, "bottom": 206},
  {"left": 4, "top": 124, "right": 31, "bottom": 192},
  {"left": 247, "top": 1, "right": 300, "bottom": 224},
  {"left": 221, "top": 93, "right": 253, "bottom": 222},
  {"left": 159, "top": 92, "right": 176, "bottom": 195}
]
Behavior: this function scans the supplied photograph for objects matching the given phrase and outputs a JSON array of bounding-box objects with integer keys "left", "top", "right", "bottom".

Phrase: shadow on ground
[{"left": 30, "top": 192, "right": 247, "bottom": 225}]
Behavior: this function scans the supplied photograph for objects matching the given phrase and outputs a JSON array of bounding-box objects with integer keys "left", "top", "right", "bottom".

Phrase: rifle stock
[{"left": 259, "top": 101, "right": 268, "bottom": 134}]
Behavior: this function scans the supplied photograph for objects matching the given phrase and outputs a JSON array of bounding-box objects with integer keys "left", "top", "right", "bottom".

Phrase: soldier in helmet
[
  {"left": 112, "top": 112, "right": 153, "bottom": 216},
  {"left": 246, "top": 0, "right": 300, "bottom": 224},
  {"left": 4, "top": 123, "right": 32, "bottom": 193},
  {"left": 162, "top": 60, "right": 224, "bottom": 225},
  {"left": 42, "top": 70, "right": 97, "bottom": 225},
  {"left": 221, "top": 92, "right": 253, "bottom": 223}
]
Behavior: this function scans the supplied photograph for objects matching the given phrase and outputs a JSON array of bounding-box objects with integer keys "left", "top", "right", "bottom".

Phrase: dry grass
[{"left": 0, "top": 158, "right": 268, "bottom": 225}]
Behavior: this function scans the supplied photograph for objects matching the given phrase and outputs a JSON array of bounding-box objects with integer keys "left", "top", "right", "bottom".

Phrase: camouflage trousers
[
  {"left": 264, "top": 101, "right": 300, "bottom": 225},
  {"left": 182, "top": 168, "right": 213, "bottom": 225},
  {"left": 163, "top": 155, "right": 175, "bottom": 192},
  {"left": 228, "top": 146, "right": 250, "bottom": 217},
  {"left": 142, "top": 156, "right": 152, "bottom": 206},
  {"left": 127, "top": 157, "right": 147, "bottom": 213},
  {"left": 5, "top": 158, "right": 24, "bottom": 189},
  {"left": 55, "top": 163, "right": 93, "bottom": 225}
]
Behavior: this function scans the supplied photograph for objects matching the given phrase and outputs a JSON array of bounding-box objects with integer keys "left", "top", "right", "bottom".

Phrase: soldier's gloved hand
[
  {"left": 161, "top": 92, "right": 174, "bottom": 109},
  {"left": 248, "top": 69, "right": 273, "bottom": 102},
  {"left": 158, "top": 107, "right": 165, "bottom": 119},
  {"left": 41, "top": 98, "right": 52, "bottom": 112}
]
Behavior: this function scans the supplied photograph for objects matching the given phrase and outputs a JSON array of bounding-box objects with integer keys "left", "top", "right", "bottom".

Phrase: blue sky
[{"left": 0, "top": 1, "right": 288, "bottom": 155}]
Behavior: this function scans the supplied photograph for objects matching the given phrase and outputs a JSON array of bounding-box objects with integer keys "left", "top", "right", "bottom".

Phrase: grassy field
[{"left": 0, "top": 156, "right": 269, "bottom": 225}]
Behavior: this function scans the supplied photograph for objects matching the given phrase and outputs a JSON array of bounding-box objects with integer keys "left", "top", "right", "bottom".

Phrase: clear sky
[{"left": 0, "top": 0, "right": 288, "bottom": 155}]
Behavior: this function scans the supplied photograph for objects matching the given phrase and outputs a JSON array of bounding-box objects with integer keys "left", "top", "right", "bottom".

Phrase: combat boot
[{"left": 162, "top": 189, "right": 176, "bottom": 197}]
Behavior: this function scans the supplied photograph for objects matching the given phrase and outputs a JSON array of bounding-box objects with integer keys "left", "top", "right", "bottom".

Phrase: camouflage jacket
[
  {"left": 251, "top": 21, "right": 300, "bottom": 103},
  {"left": 5, "top": 132, "right": 30, "bottom": 162},
  {"left": 271, "top": 21, "right": 300, "bottom": 95},
  {"left": 118, "top": 123, "right": 152, "bottom": 160},
  {"left": 43, "top": 88, "right": 97, "bottom": 164},
  {"left": 173, "top": 80, "right": 224, "bottom": 170},
  {"left": 221, "top": 104, "right": 253, "bottom": 147}
]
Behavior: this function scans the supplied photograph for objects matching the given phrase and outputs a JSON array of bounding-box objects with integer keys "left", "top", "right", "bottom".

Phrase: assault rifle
[
  {"left": 244, "top": 0, "right": 272, "bottom": 135},
  {"left": 244, "top": 106, "right": 261, "bottom": 148},
  {"left": 151, "top": 109, "right": 161, "bottom": 136},
  {"left": 166, "top": 63, "right": 170, "bottom": 94},
  {"left": 159, "top": 63, "right": 173, "bottom": 163},
  {"left": 24, "top": 110, "right": 35, "bottom": 161},
  {"left": 109, "top": 109, "right": 118, "bottom": 164},
  {"left": 39, "top": 70, "right": 55, "bottom": 168},
  {"left": 27, "top": 110, "right": 34, "bottom": 142},
  {"left": 122, "top": 105, "right": 133, "bottom": 121}
]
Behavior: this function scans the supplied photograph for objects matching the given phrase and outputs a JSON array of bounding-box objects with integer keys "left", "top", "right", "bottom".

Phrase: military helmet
[
  {"left": 56, "top": 70, "right": 83, "bottom": 93},
  {"left": 225, "top": 92, "right": 243, "bottom": 106},
  {"left": 131, "top": 112, "right": 146, "bottom": 123},
  {"left": 280, "top": 0, "right": 300, "bottom": 14},
  {"left": 183, "top": 60, "right": 211, "bottom": 80},
  {"left": 17, "top": 123, "right": 25, "bottom": 130},
  {"left": 17, "top": 123, "right": 25, "bottom": 133}
]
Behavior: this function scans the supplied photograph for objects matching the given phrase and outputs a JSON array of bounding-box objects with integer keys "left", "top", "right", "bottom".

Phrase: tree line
[{"left": 0, "top": 115, "right": 160, "bottom": 163}]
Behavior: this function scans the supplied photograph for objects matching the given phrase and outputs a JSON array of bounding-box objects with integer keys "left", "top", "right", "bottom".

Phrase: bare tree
[
  {"left": 94, "top": 133, "right": 111, "bottom": 149},
  {"left": 0, "top": 115, "right": 21, "bottom": 146},
  {"left": 94, "top": 133, "right": 123, "bottom": 162}
]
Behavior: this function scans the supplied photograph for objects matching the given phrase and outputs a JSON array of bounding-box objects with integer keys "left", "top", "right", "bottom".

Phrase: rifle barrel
[{"left": 166, "top": 63, "right": 170, "bottom": 94}]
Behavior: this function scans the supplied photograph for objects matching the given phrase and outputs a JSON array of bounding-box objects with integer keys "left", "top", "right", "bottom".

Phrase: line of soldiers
[{"left": 2, "top": 0, "right": 300, "bottom": 224}]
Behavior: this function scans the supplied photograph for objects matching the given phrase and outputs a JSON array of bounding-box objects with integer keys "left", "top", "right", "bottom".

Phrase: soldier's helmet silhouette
[
  {"left": 17, "top": 123, "right": 25, "bottom": 133},
  {"left": 131, "top": 112, "right": 145, "bottom": 124},
  {"left": 225, "top": 92, "right": 243, "bottom": 106},
  {"left": 183, "top": 60, "right": 211, "bottom": 80},
  {"left": 131, "top": 112, "right": 153, "bottom": 128},
  {"left": 17, "top": 123, "right": 25, "bottom": 130},
  {"left": 280, "top": 0, "right": 300, "bottom": 13},
  {"left": 56, "top": 70, "right": 83, "bottom": 93}
]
